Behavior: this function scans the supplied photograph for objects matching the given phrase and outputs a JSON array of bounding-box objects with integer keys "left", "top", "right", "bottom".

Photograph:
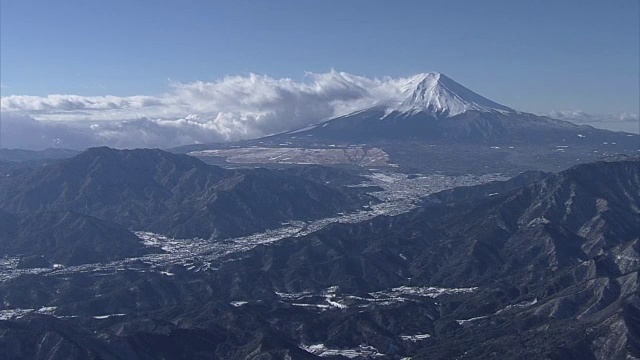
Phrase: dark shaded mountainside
[
  {"left": 0, "top": 147, "right": 373, "bottom": 265},
  {"left": 0, "top": 157, "right": 637, "bottom": 359}
]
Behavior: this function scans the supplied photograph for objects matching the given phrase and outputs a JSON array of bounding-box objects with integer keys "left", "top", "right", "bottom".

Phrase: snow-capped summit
[{"left": 391, "top": 72, "right": 515, "bottom": 117}]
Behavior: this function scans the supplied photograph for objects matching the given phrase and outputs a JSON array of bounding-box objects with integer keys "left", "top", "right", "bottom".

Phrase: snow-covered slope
[{"left": 389, "top": 72, "right": 515, "bottom": 117}]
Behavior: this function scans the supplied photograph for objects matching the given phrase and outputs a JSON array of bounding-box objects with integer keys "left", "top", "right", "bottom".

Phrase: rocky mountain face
[
  {"left": 0, "top": 157, "right": 636, "bottom": 359},
  {"left": 0, "top": 147, "right": 373, "bottom": 239}
]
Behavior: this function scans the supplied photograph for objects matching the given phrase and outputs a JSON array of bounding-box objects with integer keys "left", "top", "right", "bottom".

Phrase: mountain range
[
  {"left": 0, "top": 155, "right": 636, "bottom": 359},
  {"left": 0, "top": 147, "right": 374, "bottom": 265}
]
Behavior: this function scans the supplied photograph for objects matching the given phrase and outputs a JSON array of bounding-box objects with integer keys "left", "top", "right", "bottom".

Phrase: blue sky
[
  {"left": 0, "top": 0, "right": 638, "bottom": 149},
  {"left": 2, "top": 0, "right": 638, "bottom": 114}
]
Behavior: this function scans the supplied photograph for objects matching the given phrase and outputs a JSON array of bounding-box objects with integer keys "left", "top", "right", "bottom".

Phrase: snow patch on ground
[
  {"left": 93, "top": 313, "right": 126, "bottom": 319},
  {"left": 301, "top": 343, "right": 384, "bottom": 358},
  {"left": 370, "top": 173, "right": 397, "bottom": 183},
  {"left": 287, "top": 124, "right": 318, "bottom": 134},
  {"left": 277, "top": 285, "right": 478, "bottom": 310},
  {"left": 371, "top": 286, "right": 478, "bottom": 299},
  {"left": 495, "top": 298, "right": 538, "bottom": 314},
  {"left": 400, "top": 334, "right": 431, "bottom": 342},
  {"left": 276, "top": 290, "right": 312, "bottom": 300},
  {"left": 189, "top": 146, "right": 389, "bottom": 166},
  {"left": 457, "top": 298, "right": 539, "bottom": 325},
  {"left": 456, "top": 315, "right": 489, "bottom": 325},
  {"left": 0, "top": 306, "right": 58, "bottom": 320}
]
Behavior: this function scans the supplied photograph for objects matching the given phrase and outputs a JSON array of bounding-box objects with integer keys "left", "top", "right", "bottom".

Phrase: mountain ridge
[
  {"left": 0, "top": 157, "right": 637, "bottom": 358},
  {"left": 0, "top": 147, "right": 374, "bottom": 239}
]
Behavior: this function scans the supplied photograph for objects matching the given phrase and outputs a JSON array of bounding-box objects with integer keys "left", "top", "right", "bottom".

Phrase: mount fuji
[
  {"left": 388, "top": 72, "right": 515, "bottom": 117},
  {"left": 251, "top": 72, "right": 633, "bottom": 145},
  {"left": 179, "top": 73, "right": 638, "bottom": 173}
]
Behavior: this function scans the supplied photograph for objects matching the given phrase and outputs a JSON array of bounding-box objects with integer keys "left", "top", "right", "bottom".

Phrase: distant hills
[
  {"left": 0, "top": 148, "right": 80, "bottom": 162},
  {"left": 0, "top": 156, "right": 637, "bottom": 358}
]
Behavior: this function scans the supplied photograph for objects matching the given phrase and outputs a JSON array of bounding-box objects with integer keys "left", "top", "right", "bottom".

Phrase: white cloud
[
  {"left": 0, "top": 70, "right": 409, "bottom": 149},
  {"left": 0, "top": 114, "right": 235, "bottom": 150},
  {"left": 1, "top": 114, "right": 96, "bottom": 150},
  {"left": 0, "top": 70, "right": 399, "bottom": 124}
]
